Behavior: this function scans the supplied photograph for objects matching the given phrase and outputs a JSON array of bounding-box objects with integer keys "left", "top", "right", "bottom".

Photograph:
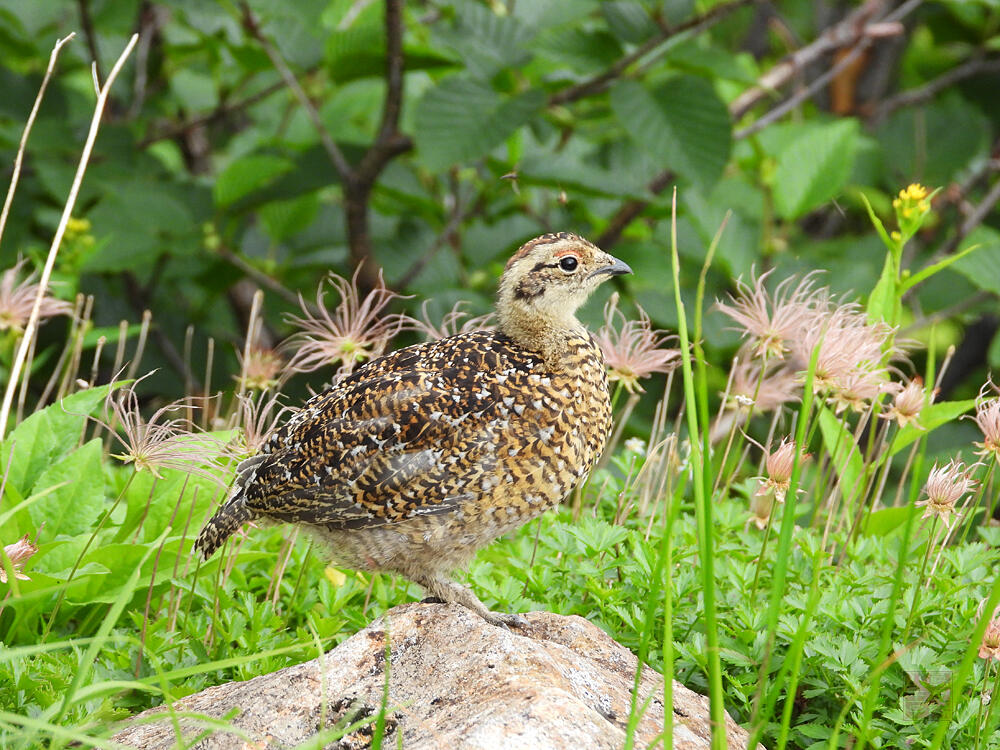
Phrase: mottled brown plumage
[{"left": 195, "top": 232, "right": 631, "bottom": 626}]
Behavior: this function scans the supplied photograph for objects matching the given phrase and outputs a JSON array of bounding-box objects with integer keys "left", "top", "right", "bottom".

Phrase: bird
[{"left": 194, "top": 232, "right": 632, "bottom": 627}]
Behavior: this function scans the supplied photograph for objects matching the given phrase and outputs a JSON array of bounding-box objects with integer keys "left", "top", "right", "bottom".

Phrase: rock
[{"left": 113, "top": 602, "right": 760, "bottom": 749}]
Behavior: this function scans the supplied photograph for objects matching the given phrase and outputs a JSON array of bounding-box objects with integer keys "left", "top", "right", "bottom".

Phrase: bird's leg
[{"left": 413, "top": 574, "right": 528, "bottom": 629}]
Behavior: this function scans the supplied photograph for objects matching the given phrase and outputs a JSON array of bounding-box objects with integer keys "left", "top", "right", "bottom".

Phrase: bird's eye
[{"left": 559, "top": 256, "right": 578, "bottom": 272}]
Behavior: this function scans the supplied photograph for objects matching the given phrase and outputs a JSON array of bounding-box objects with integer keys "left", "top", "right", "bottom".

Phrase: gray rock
[{"left": 113, "top": 602, "right": 759, "bottom": 749}]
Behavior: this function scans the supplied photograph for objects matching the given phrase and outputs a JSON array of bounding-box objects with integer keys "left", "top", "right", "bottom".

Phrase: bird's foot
[
  {"left": 414, "top": 576, "right": 528, "bottom": 629},
  {"left": 420, "top": 596, "right": 446, "bottom": 604},
  {"left": 483, "top": 610, "right": 529, "bottom": 630}
]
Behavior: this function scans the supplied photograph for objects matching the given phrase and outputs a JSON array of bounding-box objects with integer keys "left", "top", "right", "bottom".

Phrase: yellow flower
[{"left": 901, "top": 183, "right": 928, "bottom": 201}]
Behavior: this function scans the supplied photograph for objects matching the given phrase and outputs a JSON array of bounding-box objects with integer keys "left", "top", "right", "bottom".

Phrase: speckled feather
[{"left": 195, "top": 232, "right": 629, "bottom": 625}]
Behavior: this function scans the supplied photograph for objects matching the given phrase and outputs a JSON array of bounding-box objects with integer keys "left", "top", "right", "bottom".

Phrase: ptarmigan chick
[{"left": 195, "top": 232, "right": 631, "bottom": 626}]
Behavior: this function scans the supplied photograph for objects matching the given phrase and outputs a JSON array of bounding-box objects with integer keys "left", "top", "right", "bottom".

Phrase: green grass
[{"left": 4, "top": 440, "right": 1000, "bottom": 748}]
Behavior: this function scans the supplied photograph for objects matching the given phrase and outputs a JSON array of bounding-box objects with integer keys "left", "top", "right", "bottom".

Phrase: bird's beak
[{"left": 588, "top": 256, "right": 633, "bottom": 280}]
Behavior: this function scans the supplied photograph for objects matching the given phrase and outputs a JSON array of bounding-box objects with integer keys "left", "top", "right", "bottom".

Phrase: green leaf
[
  {"left": 862, "top": 506, "right": 913, "bottom": 537},
  {"left": 947, "top": 226, "right": 1000, "bottom": 295},
  {"left": 866, "top": 253, "right": 897, "bottom": 325},
  {"left": 0, "top": 385, "right": 113, "bottom": 496},
  {"left": 900, "top": 242, "right": 982, "bottom": 293},
  {"left": 859, "top": 191, "right": 896, "bottom": 255},
  {"left": 818, "top": 408, "right": 863, "bottom": 499},
  {"left": 324, "top": 2, "right": 456, "bottom": 83},
  {"left": 610, "top": 77, "right": 731, "bottom": 190},
  {"left": 84, "top": 183, "right": 197, "bottom": 273},
  {"left": 28, "top": 439, "right": 106, "bottom": 539},
  {"left": 890, "top": 399, "right": 976, "bottom": 456},
  {"left": 772, "top": 119, "right": 859, "bottom": 220},
  {"left": 434, "top": 3, "right": 534, "bottom": 79},
  {"left": 602, "top": 1, "right": 658, "bottom": 43},
  {"left": 214, "top": 155, "right": 295, "bottom": 208},
  {"left": 414, "top": 77, "right": 545, "bottom": 172},
  {"left": 258, "top": 192, "right": 321, "bottom": 241}
]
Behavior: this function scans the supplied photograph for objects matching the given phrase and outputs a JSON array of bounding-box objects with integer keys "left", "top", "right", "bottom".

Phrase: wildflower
[
  {"left": 624, "top": 437, "right": 646, "bottom": 455},
  {"left": 236, "top": 346, "right": 285, "bottom": 391},
  {"left": 979, "top": 600, "right": 1000, "bottom": 661},
  {"left": 892, "top": 183, "right": 933, "bottom": 241},
  {"left": 755, "top": 437, "right": 807, "bottom": 503},
  {"left": 593, "top": 293, "right": 680, "bottom": 393},
  {"left": 725, "top": 357, "right": 801, "bottom": 413},
  {"left": 791, "top": 302, "right": 897, "bottom": 402},
  {"left": 882, "top": 377, "right": 926, "bottom": 429},
  {"left": 0, "top": 535, "right": 38, "bottom": 583},
  {"left": 916, "top": 459, "right": 978, "bottom": 530},
  {"left": 826, "top": 367, "right": 897, "bottom": 415},
  {"left": 231, "top": 391, "right": 293, "bottom": 455},
  {"left": 715, "top": 270, "right": 820, "bottom": 360},
  {"left": 0, "top": 259, "right": 73, "bottom": 333},
  {"left": 283, "top": 268, "right": 412, "bottom": 378},
  {"left": 971, "top": 379, "right": 1000, "bottom": 460},
  {"left": 412, "top": 300, "right": 494, "bottom": 341},
  {"left": 93, "top": 376, "right": 226, "bottom": 485}
]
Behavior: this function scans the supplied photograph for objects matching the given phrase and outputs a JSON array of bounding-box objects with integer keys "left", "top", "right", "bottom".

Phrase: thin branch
[
  {"left": 597, "top": 170, "right": 674, "bottom": 249},
  {"left": 240, "top": 1, "right": 412, "bottom": 295},
  {"left": 875, "top": 56, "right": 1000, "bottom": 121},
  {"left": 0, "top": 34, "right": 75, "bottom": 250},
  {"left": 397, "top": 185, "right": 486, "bottom": 289},
  {"left": 899, "top": 291, "right": 991, "bottom": 337},
  {"left": 240, "top": 2, "right": 353, "bottom": 181},
  {"left": 342, "top": 0, "right": 412, "bottom": 292},
  {"left": 941, "top": 176, "right": 1000, "bottom": 258},
  {"left": 356, "top": 0, "right": 410, "bottom": 184},
  {"left": 1, "top": 34, "right": 139, "bottom": 439},
  {"left": 549, "top": 0, "right": 757, "bottom": 107},
  {"left": 216, "top": 244, "right": 319, "bottom": 313},
  {"left": 77, "top": 0, "right": 103, "bottom": 82},
  {"left": 138, "top": 78, "right": 289, "bottom": 148},
  {"left": 734, "top": 0, "right": 917, "bottom": 139},
  {"left": 730, "top": 0, "right": 907, "bottom": 120}
]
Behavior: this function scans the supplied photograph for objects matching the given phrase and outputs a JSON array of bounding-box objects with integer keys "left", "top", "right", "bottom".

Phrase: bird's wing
[{"left": 241, "top": 361, "right": 542, "bottom": 529}]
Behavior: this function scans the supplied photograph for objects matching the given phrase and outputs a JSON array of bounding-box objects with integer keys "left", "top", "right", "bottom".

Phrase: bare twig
[
  {"left": 0, "top": 34, "right": 75, "bottom": 250},
  {"left": 734, "top": 0, "right": 915, "bottom": 139},
  {"left": 597, "top": 170, "right": 674, "bottom": 249},
  {"left": 139, "top": 78, "right": 290, "bottom": 147},
  {"left": 940, "top": 176, "right": 1000, "bottom": 258},
  {"left": 77, "top": 0, "right": 103, "bottom": 82},
  {"left": 899, "top": 291, "right": 991, "bottom": 337},
  {"left": 549, "top": 0, "right": 757, "bottom": 107},
  {"left": 241, "top": 0, "right": 412, "bottom": 294},
  {"left": 342, "top": 0, "right": 413, "bottom": 291},
  {"left": 875, "top": 56, "right": 1000, "bottom": 121},
  {"left": 240, "top": 3, "right": 353, "bottom": 181},
  {"left": 730, "top": 0, "right": 908, "bottom": 120},
  {"left": 215, "top": 244, "right": 318, "bottom": 312},
  {"left": 1, "top": 35, "right": 140, "bottom": 436},
  {"left": 397, "top": 184, "right": 486, "bottom": 289}
]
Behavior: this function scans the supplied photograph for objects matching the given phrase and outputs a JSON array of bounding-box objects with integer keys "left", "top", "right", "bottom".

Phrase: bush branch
[
  {"left": 875, "top": 56, "right": 1000, "bottom": 121},
  {"left": 241, "top": 0, "right": 412, "bottom": 294},
  {"left": 240, "top": 3, "right": 353, "bottom": 181},
  {"left": 549, "top": 0, "right": 757, "bottom": 107}
]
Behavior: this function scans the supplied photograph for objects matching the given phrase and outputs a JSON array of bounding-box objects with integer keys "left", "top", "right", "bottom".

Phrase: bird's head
[{"left": 496, "top": 232, "right": 632, "bottom": 353}]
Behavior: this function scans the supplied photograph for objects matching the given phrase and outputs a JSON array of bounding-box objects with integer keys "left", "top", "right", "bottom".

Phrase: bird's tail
[
  {"left": 194, "top": 454, "right": 267, "bottom": 559},
  {"left": 194, "top": 494, "right": 254, "bottom": 559}
]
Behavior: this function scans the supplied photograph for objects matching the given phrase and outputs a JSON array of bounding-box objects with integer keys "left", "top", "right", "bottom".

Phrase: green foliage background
[{"left": 1, "top": 0, "right": 998, "bottom": 405}]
